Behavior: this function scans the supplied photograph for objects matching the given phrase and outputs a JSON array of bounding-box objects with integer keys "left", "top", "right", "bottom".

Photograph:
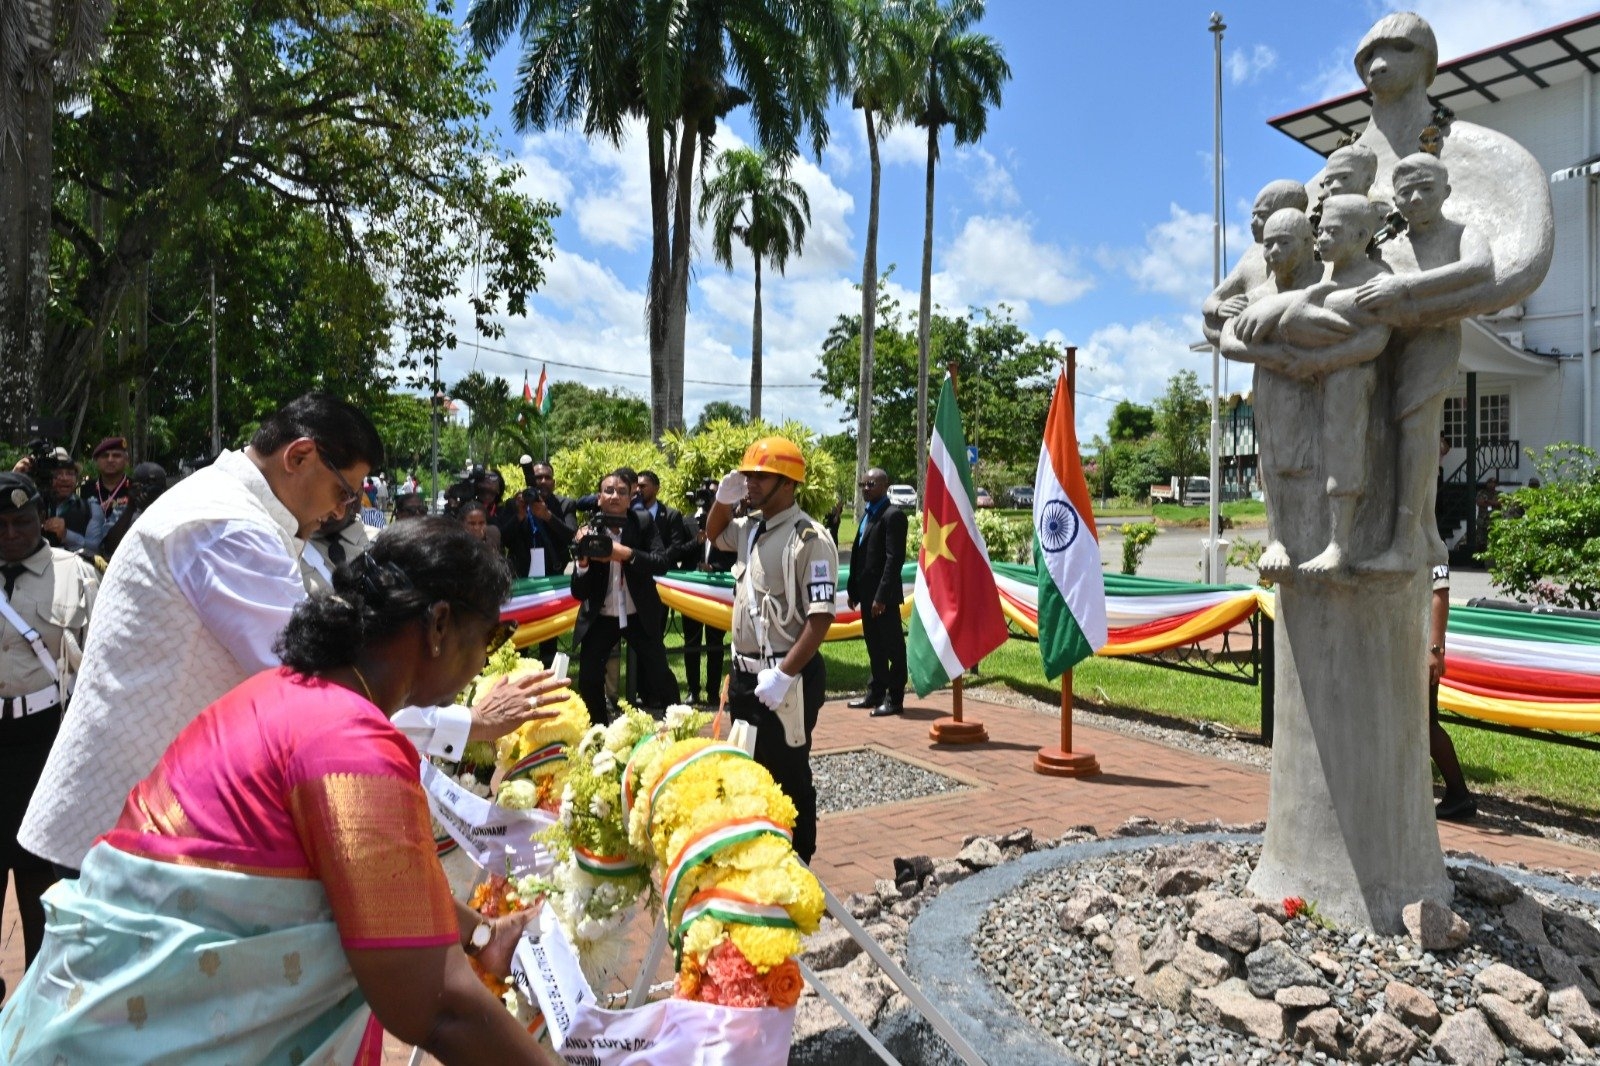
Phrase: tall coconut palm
[
  {"left": 466, "top": 0, "right": 846, "bottom": 440},
  {"left": 907, "top": 0, "right": 1009, "bottom": 489},
  {"left": 699, "top": 147, "right": 811, "bottom": 421},
  {"left": 838, "top": 0, "right": 916, "bottom": 507}
]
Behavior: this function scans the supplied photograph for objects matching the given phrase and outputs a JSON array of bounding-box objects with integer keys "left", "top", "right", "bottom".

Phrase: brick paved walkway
[{"left": 4, "top": 687, "right": 1592, "bottom": 1062}]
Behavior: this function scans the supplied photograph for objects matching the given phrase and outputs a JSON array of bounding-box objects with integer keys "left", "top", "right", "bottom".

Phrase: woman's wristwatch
[{"left": 464, "top": 920, "right": 493, "bottom": 956}]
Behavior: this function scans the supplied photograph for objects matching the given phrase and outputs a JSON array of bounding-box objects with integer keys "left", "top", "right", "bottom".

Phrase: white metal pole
[
  {"left": 1207, "top": 12, "right": 1226, "bottom": 581},
  {"left": 209, "top": 266, "right": 219, "bottom": 457}
]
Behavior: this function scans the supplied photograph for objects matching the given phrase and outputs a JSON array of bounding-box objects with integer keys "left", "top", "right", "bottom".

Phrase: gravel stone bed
[
  {"left": 974, "top": 840, "right": 1600, "bottom": 1064},
  {"left": 812, "top": 748, "right": 971, "bottom": 814}
]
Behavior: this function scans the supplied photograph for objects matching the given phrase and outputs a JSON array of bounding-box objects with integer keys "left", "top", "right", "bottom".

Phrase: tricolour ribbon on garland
[
  {"left": 505, "top": 742, "right": 567, "bottom": 783},
  {"left": 646, "top": 743, "right": 752, "bottom": 829},
  {"left": 661, "top": 816, "right": 793, "bottom": 931},
  {"left": 674, "top": 888, "right": 798, "bottom": 966},
  {"left": 573, "top": 845, "right": 643, "bottom": 879}
]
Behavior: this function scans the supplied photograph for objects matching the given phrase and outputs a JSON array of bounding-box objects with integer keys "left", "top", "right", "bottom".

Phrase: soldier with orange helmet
[{"left": 705, "top": 437, "right": 837, "bottom": 862}]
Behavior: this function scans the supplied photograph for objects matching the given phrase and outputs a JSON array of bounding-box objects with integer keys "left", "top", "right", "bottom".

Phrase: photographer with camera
[
  {"left": 502, "top": 460, "right": 576, "bottom": 666},
  {"left": 681, "top": 479, "right": 735, "bottom": 707},
  {"left": 13, "top": 449, "right": 105, "bottom": 557},
  {"left": 570, "top": 470, "right": 678, "bottom": 723}
]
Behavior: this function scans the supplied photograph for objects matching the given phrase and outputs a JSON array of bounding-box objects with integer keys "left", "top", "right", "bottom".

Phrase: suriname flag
[{"left": 907, "top": 373, "right": 1009, "bottom": 697}]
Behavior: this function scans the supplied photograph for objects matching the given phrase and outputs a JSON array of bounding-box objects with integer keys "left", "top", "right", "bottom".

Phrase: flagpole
[
  {"left": 929, "top": 362, "right": 988, "bottom": 746},
  {"left": 1034, "top": 346, "right": 1101, "bottom": 777}
]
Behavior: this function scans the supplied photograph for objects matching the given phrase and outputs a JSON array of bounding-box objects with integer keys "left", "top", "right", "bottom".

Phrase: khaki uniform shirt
[
  {"left": 1, "top": 542, "right": 98, "bottom": 699},
  {"left": 715, "top": 502, "right": 837, "bottom": 658}
]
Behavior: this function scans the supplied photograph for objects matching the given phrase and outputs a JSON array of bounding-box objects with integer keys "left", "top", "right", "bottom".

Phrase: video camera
[
  {"left": 574, "top": 510, "right": 626, "bottom": 559},
  {"left": 688, "top": 478, "right": 718, "bottom": 529}
]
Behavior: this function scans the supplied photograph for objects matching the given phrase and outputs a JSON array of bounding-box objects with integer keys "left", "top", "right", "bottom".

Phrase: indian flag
[
  {"left": 907, "top": 374, "right": 1009, "bottom": 697},
  {"left": 1034, "top": 370, "right": 1107, "bottom": 678},
  {"left": 534, "top": 364, "right": 551, "bottom": 415}
]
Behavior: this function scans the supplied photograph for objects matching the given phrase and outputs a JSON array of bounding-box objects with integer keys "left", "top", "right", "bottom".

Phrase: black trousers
[
  {"left": 683, "top": 617, "right": 727, "bottom": 700},
  {"left": 578, "top": 613, "right": 678, "bottom": 722},
  {"left": 861, "top": 605, "right": 907, "bottom": 702},
  {"left": 728, "top": 654, "right": 825, "bottom": 863},
  {"left": 2, "top": 733, "right": 63, "bottom": 964}
]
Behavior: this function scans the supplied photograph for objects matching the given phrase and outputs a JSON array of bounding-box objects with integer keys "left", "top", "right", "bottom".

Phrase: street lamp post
[{"left": 1206, "top": 11, "right": 1226, "bottom": 582}]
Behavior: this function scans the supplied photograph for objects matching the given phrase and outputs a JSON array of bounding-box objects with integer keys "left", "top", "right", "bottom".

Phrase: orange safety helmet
[{"left": 738, "top": 437, "right": 806, "bottom": 484}]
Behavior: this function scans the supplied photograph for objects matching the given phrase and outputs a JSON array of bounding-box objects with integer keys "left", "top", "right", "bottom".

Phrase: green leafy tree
[
  {"left": 1482, "top": 444, "right": 1600, "bottom": 610},
  {"left": 692, "top": 401, "right": 750, "bottom": 433},
  {"left": 518, "top": 381, "right": 652, "bottom": 451},
  {"left": 837, "top": 0, "right": 917, "bottom": 498},
  {"left": 906, "top": 0, "right": 1010, "bottom": 489},
  {"left": 29, "top": 0, "right": 556, "bottom": 455},
  {"left": 549, "top": 439, "right": 668, "bottom": 502},
  {"left": 699, "top": 147, "right": 811, "bottom": 422},
  {"left": 1108, "top": 400, "right": 1156, "bottom": 442},
  {"left": 451, "top": 371, "right": 516, "bottom": 464},
  {"left": 815, "top": 296, "right": 1054, "bottom": 483},
  {"left": 1155, "top": 369, "right": 1209, "bottom": 501},
  {"left": 659, "top": 419, "right": 841, "bottom": 519},
  {"left": 1108, "top": 437, "right": 1166, "bottom": 502},
  {"left": 468, "top": 0, "right": 846, "bottom": 439}
]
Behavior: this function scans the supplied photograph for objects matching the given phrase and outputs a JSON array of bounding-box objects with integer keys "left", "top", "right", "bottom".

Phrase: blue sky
[{"left": 437, "top": 0, "right": 1595, "bottom": 449}]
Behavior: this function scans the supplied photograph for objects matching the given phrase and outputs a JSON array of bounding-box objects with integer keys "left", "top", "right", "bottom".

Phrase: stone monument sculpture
[{"left": 1210, "top": 12, "right": 1553, "bottom": 930}]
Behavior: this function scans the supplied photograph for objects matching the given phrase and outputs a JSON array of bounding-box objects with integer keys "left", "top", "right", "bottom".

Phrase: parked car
[
  {"left": 887, "top": 483, "right": 918, "bottom": 509},
  {"left": 1007, "top": 485, "right": 1034, "bottom": 508},
  {"left": 975, "top": 486, "right": 995, "bottom": 508}
]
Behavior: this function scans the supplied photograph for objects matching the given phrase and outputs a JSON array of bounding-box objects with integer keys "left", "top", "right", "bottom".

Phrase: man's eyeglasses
[
  {"left": 317, "top": 450, "right": 361, "bottom": 510},
  {"left": 486, "top": 620, "right": 519, "bottom": 658}
]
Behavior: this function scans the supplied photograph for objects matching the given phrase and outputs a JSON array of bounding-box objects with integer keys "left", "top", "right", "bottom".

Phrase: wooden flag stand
[
  {"left": 1033, "top": 669, "right": 1100, "bottom": 776},
  {"left": 930, "top": 676, "right": 987, "bottom": 744}
]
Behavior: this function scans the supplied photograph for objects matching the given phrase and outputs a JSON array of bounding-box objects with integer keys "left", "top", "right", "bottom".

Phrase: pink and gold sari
[{"left": 0, "top": 668, "right": 457, "bottom": 1064}]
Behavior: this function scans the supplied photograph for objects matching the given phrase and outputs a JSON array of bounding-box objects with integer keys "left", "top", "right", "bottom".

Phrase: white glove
[
  {"left": 519, "top": 454, "right": 533, "bottom": 465},
  {"left": 715, "top": 471, "right": 748, "bottom": 505},
  {"left": 753, "top": 667, "right": 796, "bottom": 711}
]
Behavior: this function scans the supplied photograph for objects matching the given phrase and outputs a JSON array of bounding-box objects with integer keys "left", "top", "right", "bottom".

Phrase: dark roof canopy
[{"left": 1268, "top": 13, "right": 1600, "bottom": 157}]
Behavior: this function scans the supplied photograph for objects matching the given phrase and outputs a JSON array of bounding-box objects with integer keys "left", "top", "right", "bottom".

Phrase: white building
[{"left": 1268, "top": 12, "right": 1600, "bottom": 486}]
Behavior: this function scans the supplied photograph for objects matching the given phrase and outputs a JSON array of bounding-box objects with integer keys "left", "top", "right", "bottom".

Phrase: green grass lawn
[
  {"left": 640, "top": 624, "right": 1597, "bottom": 818},
  {"left": 1152, "top": 500, "right": 1268, "bottom": 527}
]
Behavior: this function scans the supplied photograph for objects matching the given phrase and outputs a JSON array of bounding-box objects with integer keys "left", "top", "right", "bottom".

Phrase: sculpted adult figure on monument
[{"left": 1202, "top": 180, "right": 1309, "bottom": 346}]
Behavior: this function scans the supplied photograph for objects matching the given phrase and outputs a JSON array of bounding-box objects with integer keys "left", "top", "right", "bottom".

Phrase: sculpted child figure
[
  {"left": 1203, "top": 180, "right": 1310, "bottom": 345},
  {"left": 1355, "top": 153, "right": 1494, "bottom": 571},
  {"left": 1226, "top": 195, "right": 1393, "bottom": 571},
  {"left": 1228, "top": 209, "right": 1323, "bottom": 573}
]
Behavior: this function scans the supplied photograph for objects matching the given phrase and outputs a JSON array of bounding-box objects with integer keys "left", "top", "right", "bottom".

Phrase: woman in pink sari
[{"left": 1, "top": 518, "right": 563, "bottom": 1064}]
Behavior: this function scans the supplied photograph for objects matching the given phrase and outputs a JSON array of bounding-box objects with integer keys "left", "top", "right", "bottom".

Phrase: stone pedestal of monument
[{"left": 1247, "top": 573, "right": 1451, "bottom": 930}]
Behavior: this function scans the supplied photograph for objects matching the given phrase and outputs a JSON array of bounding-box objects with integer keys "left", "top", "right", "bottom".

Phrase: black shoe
[
  {"left": 1436, "top": 795, "right": 1478, "bottom": 822},
  {"left": 870, "top": 699, "right": 903, "bottom": 718},
  {"left": 847, "top": 693, "right": 884, "bottom": 709}
]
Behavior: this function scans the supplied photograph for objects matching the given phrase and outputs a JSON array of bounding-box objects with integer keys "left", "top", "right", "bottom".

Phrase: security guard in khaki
[
  {"left": 0, "top": 472, "right": 97, "bottom": 964},
  {"left": 706, "top": 438, "right": 837, "bottom": 862}
]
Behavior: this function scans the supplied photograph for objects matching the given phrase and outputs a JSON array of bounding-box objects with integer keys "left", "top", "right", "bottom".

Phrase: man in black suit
[
  {"left": 846, "top": 467, "right": 908, "bottom": 716},
  {"left": 571, "top": 470, "right": 679, "bottom": 722},
  {"left": 501, "top": 459, "right": 577, "bottom": 666}
]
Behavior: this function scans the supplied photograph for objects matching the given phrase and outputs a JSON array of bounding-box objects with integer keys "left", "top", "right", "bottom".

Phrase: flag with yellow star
[{"left": 907, "top": 374, "right": 1009, "bottom": 697}]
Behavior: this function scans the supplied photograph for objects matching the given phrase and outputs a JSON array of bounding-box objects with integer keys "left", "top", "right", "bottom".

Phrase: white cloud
[
  {"left": 1106, "top": 204, "right": 1252, "bottom": 307},
  {"left": 876, "top": 122, "right": 928, "bottom": 167},
  {"left": 1070, "top": 316, "right": 1214, "bottom": 442},
  {"left": 1228, "top": 43, "right": 1278, "bottom": 85},
  {"left": 957, "top": 146, "right": 1020, "bottom": 208},
  {"left": 507, "top": 124, "right": 653, "bottom": 251},
  {"left": 934, "top": 215, "right": 1094, "bottom": 312}
]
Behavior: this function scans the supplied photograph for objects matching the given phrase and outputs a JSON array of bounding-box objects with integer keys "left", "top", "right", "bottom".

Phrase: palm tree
[
  {"left": 907, "top": 0, "right": 1009, "bottom": 489},
  {"left": 466, "top": 0, "right": 846, "bottom": 440},
  {"left": 839, "top": 0, "right": 917, "bottom": 508},
  {"left": 450, "top": 370, "right": 514, "bottom": 463},
  {"left": 699, "top": 148, "right": 811, "bottom": 422}
]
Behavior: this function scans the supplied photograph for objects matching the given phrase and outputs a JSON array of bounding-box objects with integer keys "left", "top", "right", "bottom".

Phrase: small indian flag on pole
[
  {"left": 534, "top": 364, "right": 551, "bottom": 415},
  {"left": 907, "top": 373, "right": 1009, "bottom": 697},
  {"left": 1034, "top": 369, "right": 1107, "bottom": 678}
]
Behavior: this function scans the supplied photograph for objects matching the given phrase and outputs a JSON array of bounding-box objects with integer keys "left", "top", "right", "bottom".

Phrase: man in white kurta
[{"left": 19, "top": 394, "right": 391, "bottom": 870}]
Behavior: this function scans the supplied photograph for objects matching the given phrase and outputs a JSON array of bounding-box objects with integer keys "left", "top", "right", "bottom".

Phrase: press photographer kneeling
[{"left": 569, "top": 470, "right": 679, "bottom": 723}]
